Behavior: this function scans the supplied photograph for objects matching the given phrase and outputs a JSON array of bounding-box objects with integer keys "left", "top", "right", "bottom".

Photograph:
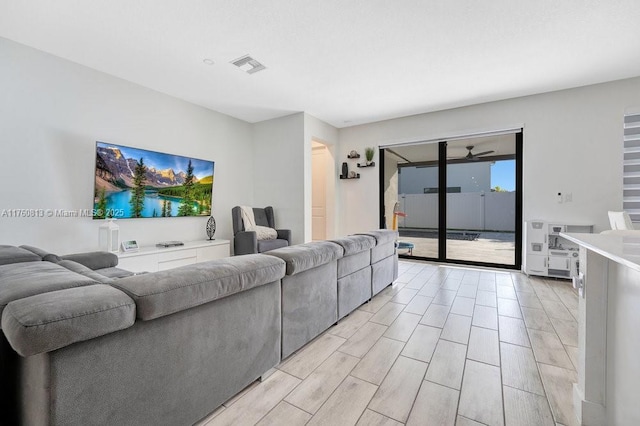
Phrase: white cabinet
[
  {"left": 524, "top": 221, "right": 592, "bottom": 279},
  {"left": 117, "top": 240, "right": 230, "bottom": 273},
  {"left": 196, "top": 244, "right": 230, "bottom": 262},
  {"left": 118, "top": 254, "right": 159, "bottom": 273},
  {"left": 526, "top": 254, "right": 548, "bottom": 276},
  {"left": 548, "top": 254, "right": 570, "bottom": 271}
]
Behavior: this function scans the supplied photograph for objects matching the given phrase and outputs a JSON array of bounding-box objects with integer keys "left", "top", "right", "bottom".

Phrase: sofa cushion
[
  {"left": 1, "top": 284, "right": 135, "bottom": 357},
  {"left": 18, "top": 245, "right": 63, "bottom": 263},
  {"left": 356, "top": 230, "right": 399, "bottom": 245},
  {"left": 18, "top": 245, "right": 50, "bottom": 259},
  {"left": 57, "top": 260, "right": 115, "bottom": 284},
  {"left": 371, "top": 241, "right": 397, "bottom": 264},
  {"left": 372, "top": 255, "right": 396, "bottom": 296},
  {"left": 257, "top": 238, "right": 289, "bottom": 253},
  {"left": 338, "top": 266, "right": 372, "bottom": 319},
  {"left": 20, "top": 245, "right": 62, "bottom": 263},
  {"left": 336, "top": 250, "right": 371, "bottom": 278},
  {"left": 111, "top": 254, "right": 285, "bottom": 321},
  {"left": 0, "top": 246, "right": 41, "bottom": 266},
  {"left": 95, "top": 267, "right": 135, "bottom": 279},
  {"left": 264, "top": 241, "right": 343, "bottom": 276},
  {"left": 60, "top": 251, "right": 119, "bottom": 270},
  {"left": 0, "top": 262, "right": 99, "bottom": 322},
  {"left": 330, "top": 235, "right": 376, "bottom": 256}
]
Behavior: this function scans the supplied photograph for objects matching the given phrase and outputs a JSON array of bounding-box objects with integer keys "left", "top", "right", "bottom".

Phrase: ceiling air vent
[{"left": 230, "top": 55, "right": 266, "bottom": 74}]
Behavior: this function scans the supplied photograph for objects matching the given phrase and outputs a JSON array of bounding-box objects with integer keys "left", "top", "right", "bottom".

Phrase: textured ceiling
[{"left": 1, "top": 0, "right": 639, "bottom": 128}]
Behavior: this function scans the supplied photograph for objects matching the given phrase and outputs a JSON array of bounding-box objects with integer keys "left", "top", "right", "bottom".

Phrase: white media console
[{"left": 117, "top": 239, "right": 230, "bottom": 273}]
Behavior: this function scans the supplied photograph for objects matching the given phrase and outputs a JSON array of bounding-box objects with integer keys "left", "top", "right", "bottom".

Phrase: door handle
[
  {"left": 566, "top": 259, "right": 570, "bottom": 269},
  {"left": 544, "top": 258, "right": 547, "bottom": 268}
]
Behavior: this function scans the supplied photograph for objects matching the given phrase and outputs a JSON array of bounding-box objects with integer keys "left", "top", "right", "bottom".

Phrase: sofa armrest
[
  {"left": 276, "top": 229, "right": 292, "bottom": 245},
  {"left": 234, "top": 231, "right": 258, "bottom": 255},
  {"left": 61, "top": 251, "right": 119, "bottom": 270},
  {"left": 2, "top": 285, "right": 135, "bottom": 357}
]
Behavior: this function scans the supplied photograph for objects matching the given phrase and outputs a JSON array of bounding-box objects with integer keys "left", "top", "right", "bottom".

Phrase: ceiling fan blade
[{"left": 473, "top": 150, "right": 495, "bottom": 157}]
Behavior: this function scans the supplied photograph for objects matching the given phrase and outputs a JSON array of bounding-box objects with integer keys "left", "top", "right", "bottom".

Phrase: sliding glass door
[
  {"left": 380, "top": 131, "right": 522, "bottom": 269},
  {"left": 383, "top": 143, "right": 440, "bottom": 259}
]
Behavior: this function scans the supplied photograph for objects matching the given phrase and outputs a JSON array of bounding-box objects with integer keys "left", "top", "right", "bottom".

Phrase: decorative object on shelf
[
  {"left": 156, "top": 241, "right": 185, "bottom": 248},
  {"left": 364, "top": 147, "right": 375, "bottom": 165},
  {"left": 98, "top": 218, "right": 120, "bottom": 253},
  {"left": 339, "top": 172, "right": 360, "bottom": 180},
  {"left": 206, "top": 215, "right": 217, "bottom": 240},
  {"left": 341, "top": 162, "right": 349, "bottom": 178},
  {"left": 347, "top": 150, "right": 360, "bottom": 159},
  {"left": 121, "top": 240, "right": 139, "bottom": 253}
]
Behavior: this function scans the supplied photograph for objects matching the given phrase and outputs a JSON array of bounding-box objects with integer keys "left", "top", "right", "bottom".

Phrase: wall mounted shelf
[
  {"left": 339, "top": 174, "right": 360, "bottom": 179},
  {"left": 347, "top": 154, "right": 360, "bottom": 159},
  {"left": 357, "top": 162, "right": 375, "bottom": 168}
]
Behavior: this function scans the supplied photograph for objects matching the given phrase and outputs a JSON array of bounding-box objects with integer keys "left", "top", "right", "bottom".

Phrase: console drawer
[
  {"left": 158, "top": 249, "right": 197, "bottom": 263},
  {"left": 158, "top": 257, "right": 197, "bottom": 271}
]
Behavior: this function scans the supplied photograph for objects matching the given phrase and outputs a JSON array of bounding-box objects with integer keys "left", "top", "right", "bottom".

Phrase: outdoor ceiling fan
[{"left": 455, "top": 145, "right": 495, "bottom": 161}]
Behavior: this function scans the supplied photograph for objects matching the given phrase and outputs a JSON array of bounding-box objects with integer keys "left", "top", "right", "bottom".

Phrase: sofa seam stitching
[{"left": 9, "top": 302, "right": 135, "bottom": 328}]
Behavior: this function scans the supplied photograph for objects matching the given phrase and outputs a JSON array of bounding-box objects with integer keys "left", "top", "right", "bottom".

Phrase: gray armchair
[{"left": 232, "top": 206, "right": 291, "bottom": 255}]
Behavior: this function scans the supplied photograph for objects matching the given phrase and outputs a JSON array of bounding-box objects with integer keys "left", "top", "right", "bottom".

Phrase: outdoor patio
[{"left": 397, "top": 229, "right": 516, "bottom": 265}]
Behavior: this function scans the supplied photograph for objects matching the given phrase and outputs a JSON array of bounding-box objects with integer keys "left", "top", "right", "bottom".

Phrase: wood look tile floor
[{"left": 197, "top": 261, "right": 579, "bottom": 426}]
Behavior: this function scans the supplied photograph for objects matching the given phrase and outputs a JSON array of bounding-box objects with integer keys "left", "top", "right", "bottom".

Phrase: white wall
[
  {"left": 0, "top": 38, "right": 254, "bottom": 254},
  {"left": 338, "top": 77, "right": 640, "bottom": 236},
  {"left": 252, "top": 113, "right": 306, "bottom": 244}
]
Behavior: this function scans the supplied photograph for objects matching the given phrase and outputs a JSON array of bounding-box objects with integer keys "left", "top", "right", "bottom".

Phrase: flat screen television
[{"left": 93, "top": 142, "right": 215, "bottom": 219}]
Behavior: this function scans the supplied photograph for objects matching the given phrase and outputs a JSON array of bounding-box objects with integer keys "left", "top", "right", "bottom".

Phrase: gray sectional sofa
[{"left": 0, "top": 230, "right": 397, "bottom": 425}]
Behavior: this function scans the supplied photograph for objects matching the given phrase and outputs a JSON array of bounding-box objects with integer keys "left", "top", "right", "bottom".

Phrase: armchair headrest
[{"left": 232, "top": 206, "right": 276, "bottom": 233}]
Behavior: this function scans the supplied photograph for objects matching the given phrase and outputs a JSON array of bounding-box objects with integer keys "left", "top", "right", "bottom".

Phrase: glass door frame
[{"left": 380, "top": 130, "right": 523, "bottom": 270}]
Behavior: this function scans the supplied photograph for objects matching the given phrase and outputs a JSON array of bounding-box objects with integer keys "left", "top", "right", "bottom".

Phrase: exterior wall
[
  {"left": 399, "top": 162, "right": 492, "bottom": 194},
  {"left": 399, "top": 192, "right": 516, "bottom": 231}
]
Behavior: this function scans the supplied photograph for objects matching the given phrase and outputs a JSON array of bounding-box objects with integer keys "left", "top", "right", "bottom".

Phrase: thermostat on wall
[{"left": 121, "top": 240, "right": 139, "bottom": 252}]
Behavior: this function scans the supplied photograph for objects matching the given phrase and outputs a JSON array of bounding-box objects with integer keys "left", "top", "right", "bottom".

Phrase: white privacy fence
[{"left": 398, "top": 192, "right": 516, "bottom": 232}]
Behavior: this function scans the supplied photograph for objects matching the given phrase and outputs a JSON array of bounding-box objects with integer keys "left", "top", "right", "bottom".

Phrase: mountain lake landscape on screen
[{"left": 93, "top": 142, "right": 214, "bottom": 219}]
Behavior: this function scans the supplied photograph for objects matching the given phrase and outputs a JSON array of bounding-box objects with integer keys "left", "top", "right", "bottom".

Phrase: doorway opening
[
  {"left": 312, "top": 141, "right": 331, "bottom": 241},
  {"left": 380, "top": 130, "right": 523, "bottom": 269}
]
